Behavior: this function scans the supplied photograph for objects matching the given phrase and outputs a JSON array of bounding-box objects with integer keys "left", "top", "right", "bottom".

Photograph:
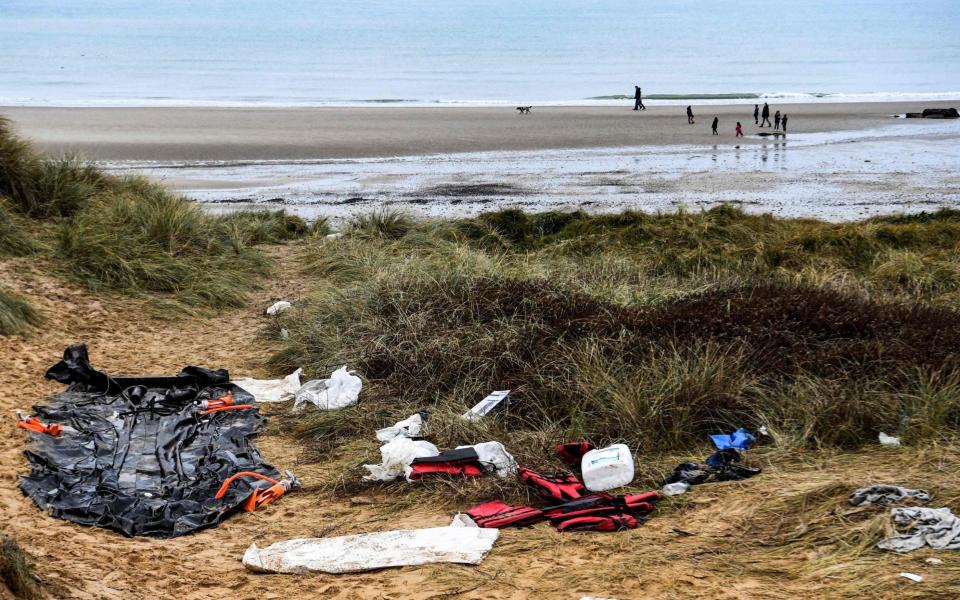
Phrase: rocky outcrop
[{"left": 906, "top": 108, "right": 959, "bottom": 119}]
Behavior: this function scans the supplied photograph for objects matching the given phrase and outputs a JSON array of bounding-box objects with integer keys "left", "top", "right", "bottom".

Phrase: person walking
[
  {"left": 753, "top": 104, "right": 759, "bottom": 125},
  {"left": 735, "top": 121, "right": 743, "bottom": 137},
  {"left": 712, "top": 116, "right": 719, "bottom": 135},
  {"left": 760, "top": 102, "right": 771, "bottom": 127},
  {"left": 686, "top": 105, "right": 695, "bottom": 124},
  {"left": 781, "top": 113, "right": 788, "bottom": 133},
  {"left": 774, "top": 110, "right": 781, "bottom": 130},
  {"left": 633, "top": 86, "right": 646, "bottom": 111}
]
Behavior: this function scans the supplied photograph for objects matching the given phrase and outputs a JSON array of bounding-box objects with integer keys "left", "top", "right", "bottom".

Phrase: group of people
[{"left": 633, "top": 87, "right": 789, "bottom": 138}]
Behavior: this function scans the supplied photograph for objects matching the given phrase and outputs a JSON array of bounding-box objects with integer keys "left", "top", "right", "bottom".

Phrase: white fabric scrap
[
  {"left": 879, "top": 432, "right": 902, "bottom": 447},
  {"left": 457, "top": 441, "right": 517, "bottom": 478},
  {"left": 294, "top": 366, "right": 362, "bottom": 412},
  {"left": 848, "top": 485, "right": 930, "bottom": 507},
  {"left": 266, "top": 300, "right": 292, "bottom": 316},
  {"left": 878, "top": 507, "right": 960, "bottom": 553},
  {"left": 243, "top": 527, "right": 499, "bottom": 574},
  {"left": 376, "top": 413, "right": 425, "bottom": 442},
  {"left": 233, "top": 368, "right": 302, "bottom": 403},
  {"left": 450, "top": 513, "right": 478, "bottom": 527},
  {"left": 363, "top": 437, "right": 439, "bottom": 482}
]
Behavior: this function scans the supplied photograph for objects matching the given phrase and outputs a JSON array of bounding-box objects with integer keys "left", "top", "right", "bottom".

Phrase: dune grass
[
  {"left": 0, "top": 535, "right": 40, "bottom": 600},
  {"left": 272, "top": 206, "right": 960, "bottom": 500},
  {"left": 0, "top": 288, "right": 41, "bottom": 335},
  {"left": 0, "top": 116, "right": 309, "bottom": 310}
]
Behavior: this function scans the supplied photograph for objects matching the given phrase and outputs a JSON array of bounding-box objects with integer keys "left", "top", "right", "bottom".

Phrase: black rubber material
[{"left": 19, "top": 344, "right": 279, "bottom": 538}]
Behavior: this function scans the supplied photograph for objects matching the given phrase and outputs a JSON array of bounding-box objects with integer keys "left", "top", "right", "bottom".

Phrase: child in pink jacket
[{"left": 735, "top": 122, "right": 743, "bottom": 137}]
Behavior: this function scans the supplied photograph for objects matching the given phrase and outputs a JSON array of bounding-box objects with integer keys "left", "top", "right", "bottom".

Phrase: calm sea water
[{"left": 1, "top": 0, "right": 958, "bottom": 106}]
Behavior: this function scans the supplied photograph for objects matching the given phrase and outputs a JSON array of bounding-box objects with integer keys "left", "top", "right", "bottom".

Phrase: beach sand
[{"left": 3, "top": 101, "right": 956, "bottom": 161}]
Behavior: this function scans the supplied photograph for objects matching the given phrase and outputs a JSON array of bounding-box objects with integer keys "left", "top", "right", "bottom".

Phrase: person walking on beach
[
  {"left": 760, "top": 102, "right": 771, "bottom": 127},
  {"left": 735, "top": 121, "right": 743, "bottom": 137},
  {"left": 712, "top": 116, "right": 719, "bottom": 135},
  {"left": 753, "top": 104, "right": 759, "bottom": 125},
  {"left": 634, "top": 86, "right": 646, "bottom": 111},
  {"left": 781, "top": 113, "right": 788, "bottom": 133},
  {"left": 686, "top": 105, "right": 695, "bottom": 124},
  {"left": 774, "top": 110, "right": 781, "bottom": 130}
]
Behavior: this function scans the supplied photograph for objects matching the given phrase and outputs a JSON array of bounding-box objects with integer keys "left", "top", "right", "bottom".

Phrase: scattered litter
[
  {"left": 848, "top": 485, "right": 931, "bottom": 507},
  {"left": 450, "top": 513, "right": 478, "bottom": 527},
  {"left": 20, "top": 344, "right": 282, "bottom": 537},
  {"left": 460, "top": 441, "right": 517, "bottom": 477},
  {"left": 376, "top": 412, "right": 426, "bottom": 442},
  {"left": 879, "top": 432, "right": 902, "bottom": 447},
  {"left": 926, "top": 557, "right": 944, "bottom": 565},
  {"left": 233, "top": 368, "right": 302, "bottom": 403},
  {"left": 363, "top": 437, "right": 439, "bottom": 482},
  {"left": 409, "top": 447, "right": 485, "bottom": 479},
  {"left": 279, "top": 328, "right": 289, "bottom": 340},
  {"left": 879, "top": 507, "right": 960, "bottom": 553},
  {"left": 265, "top": 300, "right": 292, "bottom": 316},
  {"left": 662, "top": 481, "right": 691, "bottom": 496},
  {"left": 758, "top": 425, "right": 769, "bottom": 437},
  {"left": 663, "top": 448, "right": 761, "bottom": 487},
  {"left": 243, "top": 526, "right": 499, "bottom": 574},
  {"left": 709, "top": 427, "right": 756, "bottom": 451},
  {"left": 294, "top": 366, "right": 362, "bottom": 411},
  {"left": 899, "top": 572, "right": 923, "bottom": 583},
  {"left": 462, "top": 389, "right": 510, "bottom": 422},
  {"left": 325, "top": 232, "right": 344, "bottom": 240},
  {"left": 581, "top": 444, "right": 635, "bottom": 492}
]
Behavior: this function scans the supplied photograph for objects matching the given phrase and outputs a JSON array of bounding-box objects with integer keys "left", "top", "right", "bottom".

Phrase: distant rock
[{"left": 906, "top": 108, "right": 958, "bottom": 119}]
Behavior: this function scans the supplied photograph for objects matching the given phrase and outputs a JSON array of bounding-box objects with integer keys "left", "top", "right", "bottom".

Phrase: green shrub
[{"left": 0, "top": 288, "right": 40, "bottom": 335}]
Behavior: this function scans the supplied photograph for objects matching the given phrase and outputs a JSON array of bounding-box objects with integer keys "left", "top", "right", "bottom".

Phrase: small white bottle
[{"left": 581, "top": 444, "right": 635, "bottom": 491}]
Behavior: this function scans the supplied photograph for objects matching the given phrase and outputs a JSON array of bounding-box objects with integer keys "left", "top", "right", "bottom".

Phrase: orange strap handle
[
  {"left": 17, "top": 417, "right": 63, "bottom": 437},
  {"left": 215, "top": 471, "right": 279, "bottom": 499},
  {"left": 200, "top": 404, "right": 253, "bottom": 416}
]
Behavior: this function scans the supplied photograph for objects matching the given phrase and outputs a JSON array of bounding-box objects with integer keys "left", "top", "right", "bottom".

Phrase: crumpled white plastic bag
[
  {"left": 376, "top": 413, "right": 426, "bottom": 442},
  {"left": 363, "top": 437, "right": 440, "bottom": 482},
  {"left": 233, "top": 368, "right": 302, "bottom": 403},
  {"left": 458, "top": 441, "right": 517, "bottom": 478},
  {"left": 266, "top": 300, "right": 292, "bottom": 316},
  {"left": 294, "top": 366, "right": 362, "bottom": 412}
]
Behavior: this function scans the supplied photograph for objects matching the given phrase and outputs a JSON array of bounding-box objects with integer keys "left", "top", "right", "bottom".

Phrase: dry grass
[{"left": 0, "top": 535, "right": 41, "bottom": 600}]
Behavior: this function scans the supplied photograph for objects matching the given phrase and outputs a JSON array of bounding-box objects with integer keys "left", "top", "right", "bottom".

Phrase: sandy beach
[{"left": 3, "top": 101, "right": 956, "bottom": 161}]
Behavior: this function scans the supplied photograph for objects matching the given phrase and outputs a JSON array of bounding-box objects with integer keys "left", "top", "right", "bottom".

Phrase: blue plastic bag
[{"left": 709, "top": 427, "right": 756, "bottom": 451}]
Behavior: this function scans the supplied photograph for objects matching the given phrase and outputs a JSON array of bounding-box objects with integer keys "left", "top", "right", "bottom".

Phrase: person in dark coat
[
  {"left": 781, "top": 113, "right": 788, "bottom": 133},
  {"left": 686, "top": 105, "right": 695, "bottom": 124},
  {"left": 712, "top": 116, "right": 719, "bottom": 135},
  {"left": 634, "top": 86, "right": 646, "bottom": 110},
  {"left": 774, "top": 110, "right": 781, "bottom": 130},
  {"left": 753, "top": 104, "right": 759, "bottom": 125},
  {"left": 761, "top": 103, "right": 771, "bottom": 127}
]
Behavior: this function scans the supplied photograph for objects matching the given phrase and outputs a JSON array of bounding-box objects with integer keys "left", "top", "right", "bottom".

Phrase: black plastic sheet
[{"left": 19, "top": 344, "right": 279, "bottom": 538}]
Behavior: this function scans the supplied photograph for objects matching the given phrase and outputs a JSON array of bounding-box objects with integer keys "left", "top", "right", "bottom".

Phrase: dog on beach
[{"left": 516, "top": 106, "right": 532, "bottom": 114}]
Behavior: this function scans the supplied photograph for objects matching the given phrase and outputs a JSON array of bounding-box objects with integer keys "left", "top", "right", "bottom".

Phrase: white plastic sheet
[
  {"left": 294, "top": 366, "right": 362, "bottom": 412},
  {"left": 363, "top": 437, "right": 439, "bottom": 482},
  {"left": 459, "top": 441, "right": 517, "bottom": 477},
  {"left": 243, "top": 527, "right": 499, "bottom": 574},
  {"left": 233, "top": 368, "right": 302, "bottom": 403},
  {"left": 376, "top": 413, "right": 425, "bottom": 442}
]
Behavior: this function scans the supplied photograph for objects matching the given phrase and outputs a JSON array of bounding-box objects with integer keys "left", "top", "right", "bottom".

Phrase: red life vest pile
[{"left": 466, "top": 442, "right": 660, "bottom": 533}]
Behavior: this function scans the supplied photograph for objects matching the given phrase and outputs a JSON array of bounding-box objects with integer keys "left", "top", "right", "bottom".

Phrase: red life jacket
[
  {"left": 518, "top": 467, "right": 587, "bottom": 501},
  {"left": 555, "top": 441, "right": 594, "bottom": 466},
  {"left": 408, "top": 448, "right": 485, "bottom": 480},
  {"left": 466, "top": 500, "right": 545, "bottom": 528},
  {"left": 555, "top": 513, "right": 639, "bottom": 532}
]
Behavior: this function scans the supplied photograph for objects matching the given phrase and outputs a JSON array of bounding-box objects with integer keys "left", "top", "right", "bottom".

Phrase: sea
[{"left": 1, "top": 0, "right": 959, "bottom": 107}]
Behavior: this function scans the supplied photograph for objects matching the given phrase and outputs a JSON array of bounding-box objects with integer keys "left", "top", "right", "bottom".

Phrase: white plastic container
[{"left": 581, "top": 444, "right": 635, "bottom": 491}]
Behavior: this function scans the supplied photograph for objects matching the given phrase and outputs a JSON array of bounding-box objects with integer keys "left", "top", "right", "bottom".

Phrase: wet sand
[{"left": 3, "top": 101, "right": 957, "bottom": 161}]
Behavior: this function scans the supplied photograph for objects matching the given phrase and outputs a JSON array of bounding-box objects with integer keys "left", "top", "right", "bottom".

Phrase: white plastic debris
[
  {"left": 662, "top": 481, "right": 691, "bottom": 497},
  {"left": 458, "top": 441, "right": 517, "bottom": 478},
  {"left": 233, "top": 368, "right": 302, "bottom": 403},
  {"left": 899, "top": 572, "right": 923, "bottom": 583},
  {"left": 758, "top": 425, "right": 769, "bottom": 437},
  {"left": 450, "top": 513, "right": 478, "bottom": 527},
  {"left": 294, "top": 366, "right": 362, "bottom": 412},
  {"left": 243, "top": 527, "right": 499, "bottom": 574},
  {"left": 325, "top": 232, "right": 344, "bottom": 240},
  {"left": 279, "top": 328, "right": 290, "bottom": 340},
  {"left": 265, "top": 300, "right": 292, "bottom": 316},
  {"left": 925, "top": 557, "right": 944, "bottom": 565},
  {"left": 363, "top": 437, "right": 439, "bottom": 482},
  {"left": 581, "top": 444, "right": 635, "bottom": 492},
  {"left": 879, "top": 432, "right": 902, "bottom": 447},
  {"left": 462, "top": 390, "right": 510, "bottom": 422},
  {"left": 376, "top": 413, "right": 426, "bottom": 442}
]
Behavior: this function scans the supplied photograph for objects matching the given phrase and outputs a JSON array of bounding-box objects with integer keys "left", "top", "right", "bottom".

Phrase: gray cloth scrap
[
  {"left": 848, "top": 485, "right": 930, "bottom": 507},
  {"left": 878, "top": 507, "right": 960, "bottom": 553}
]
